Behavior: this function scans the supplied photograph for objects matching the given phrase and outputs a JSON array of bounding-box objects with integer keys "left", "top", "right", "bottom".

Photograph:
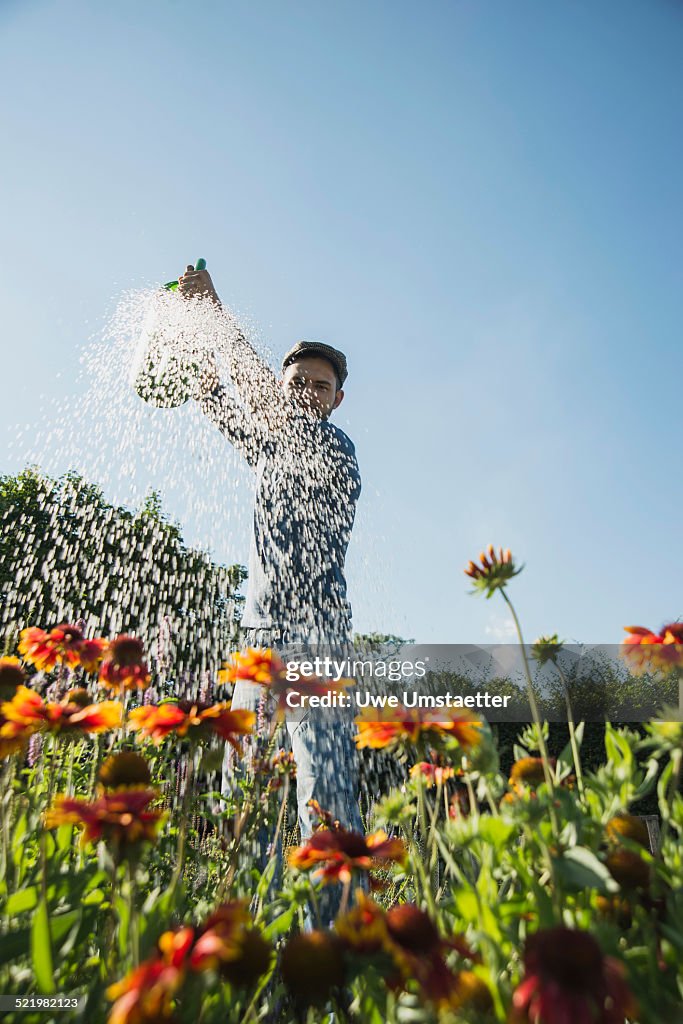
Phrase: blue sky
[{"left": 1, "top": 0, "right": 681, "bottom": 644}]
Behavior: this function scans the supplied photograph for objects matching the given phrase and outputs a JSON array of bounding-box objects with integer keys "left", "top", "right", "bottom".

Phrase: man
[{"left": 175, "top": 262, "right": 364, "bottom": 857}]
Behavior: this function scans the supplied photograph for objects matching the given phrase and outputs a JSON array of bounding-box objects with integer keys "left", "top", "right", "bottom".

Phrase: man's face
[{"left": 282, "top": 356, "right": 344, "bottom": 419}]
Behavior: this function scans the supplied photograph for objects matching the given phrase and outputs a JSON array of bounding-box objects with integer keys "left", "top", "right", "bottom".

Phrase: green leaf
[
  {"left": 82, "top": 888, "right": 106, "bottom": 907},
  {"left": 55, "top": 823, "right": 74, "bottom": 854},
  {"left": 658, "top": 759, "right": 674, "bottom": 821},
  {"left": 529, "top": 881, "right": 555, "bottom": 928},
  {"left": 554, "top": 846, "right": 618, "bottom": 895},
  {"left": 115, "top": 894, "right": 130, "bottom": 960},
  {"left": 0, "top": 925, "right": 31, "bottom": 962},
  {"left": 472, "top": 817, "right": 515, "bottom": 850},
  {"left": 263, "top": 905, "right": 296, "bottom": 940},
  {"left": 557, "top": 722, "right": 584, "bottom": 772},
  {"left": 6, "top": 885, "right": 38, "bottom": 915},
  {"left": 31, "top": 897, "right": 55, "bottom": 994},
  {"left": 604, "top": 725, "right": 633, "bottom": 775}
]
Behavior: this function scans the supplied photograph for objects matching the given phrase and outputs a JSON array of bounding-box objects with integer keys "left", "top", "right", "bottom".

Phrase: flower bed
[{"left": 0, "top": 550, "right": 681, "bottom": 1023}]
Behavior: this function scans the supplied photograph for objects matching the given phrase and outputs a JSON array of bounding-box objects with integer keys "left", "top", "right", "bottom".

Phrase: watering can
[{"left": 130, "top": 258, "right": 212, "bottom": 408}]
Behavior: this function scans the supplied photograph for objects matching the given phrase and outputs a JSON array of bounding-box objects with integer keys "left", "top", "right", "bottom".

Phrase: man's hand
[{"left": 177, "top": 264, "right": 220, "bottom": 303}]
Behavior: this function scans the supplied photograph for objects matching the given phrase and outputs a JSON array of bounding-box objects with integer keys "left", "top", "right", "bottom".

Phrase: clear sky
[{"left": 1, "top": 0, "right": 681, "bottom": 645}]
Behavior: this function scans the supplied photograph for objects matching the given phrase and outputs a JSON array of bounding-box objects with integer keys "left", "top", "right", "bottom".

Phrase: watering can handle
[{"left": 164, "top": 258, "right": 207, "bottom": 291}]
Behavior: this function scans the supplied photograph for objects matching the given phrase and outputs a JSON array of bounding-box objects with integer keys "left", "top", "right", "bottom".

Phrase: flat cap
[{"left": 281, "top": 340, "right": 348, "bottom": 386}]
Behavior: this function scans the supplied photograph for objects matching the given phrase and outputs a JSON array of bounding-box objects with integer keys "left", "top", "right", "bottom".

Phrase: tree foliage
[{"left": 0, "top": 467, "right": 246, "bottom": 682}]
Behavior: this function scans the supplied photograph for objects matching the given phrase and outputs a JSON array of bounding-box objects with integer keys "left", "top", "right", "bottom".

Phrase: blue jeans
[{"left": 222, "top": 628, "right": 363, "bottom": 924}]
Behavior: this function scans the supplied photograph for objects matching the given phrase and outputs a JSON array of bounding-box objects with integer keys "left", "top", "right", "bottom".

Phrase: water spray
[{"left": 130, "top": 258, "right": 211, "bottom": 408}]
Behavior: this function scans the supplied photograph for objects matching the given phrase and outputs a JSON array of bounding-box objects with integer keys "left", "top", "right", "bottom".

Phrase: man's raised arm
[{"left": 177, "top": 263, "right": 291, "bottom": 432}]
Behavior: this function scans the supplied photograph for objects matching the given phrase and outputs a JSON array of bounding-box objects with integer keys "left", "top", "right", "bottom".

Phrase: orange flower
[
  {"left": 509, "top": 757, "right": 548, "bottom": 790},
  {"left": 18, "top": 624, "right": 85, "bottom": 672},
  {"left": 219, "top": 647, "right": 352, "bottom": 719},
  {"left": 107, "top": 925, "right": 194, "bottom": 1024},
  {"left": 622, "top": 623, "right": 683, "bottom": 674},
  {"left": 0, "top": 685, "right": 122, "bottom": 742},
  {"left": 335, "top": 890, "right": 391, "bottom": 954},
  {"left": 605, "top": 813, "right": 650, "bottom": 849},
  {"left": 128, "top": 700, "right": 255, "bottom": 751},
  {"left": 218, "top": 647, "right": 282, "bottom": 685},
  {"left": 424, "top": 710, "right": 483, "bottom": 750},
  {"left": 99, "top": 635, "right": 151, "bottom": 692},
  {"left": 107, "top": 906, "right": 270, "bottom": 1021},
  {"left": 464, "top": 545, "right": 522, "bottom": 598},
  {"left": 355, "top": 707, "right": 424, "bottom": 750},
  {"left": 355, "top": 706, "right": 482, "bottom": 752},
  {"left": 0, "top": 661, "right": 30, "bottom": 757},
  {"left": 45, "top": 788, "right": 165, "bottom": 853},
  {"left": 288, "top": 826, "right": 407, "bottom": 884}
]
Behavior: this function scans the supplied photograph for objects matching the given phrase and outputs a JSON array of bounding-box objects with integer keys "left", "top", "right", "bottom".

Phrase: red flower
[
  {"left": 336, "top": 893, "right": 481, "bottom": 1010},
  {"left": 190, "top": 902, "right": 271, "bottom": 985},
  {"left": 45, "top": 788, "right": 165, "bottom": 854},
  {"left": 511, "top": 928, "right": 636, "bottom": 1024},
  {"left": 464, "top": 545, "right": 521, "bottom": 598},
  {"left": 18, "top": 624, "right": 85, "bottom": 672},
  {"left": 107, "top": 925, "right": 194, "bottom": 1024},
  {"left": 128, "top": 700, "right": 254, "bottom": 752},
  {"left": 99, "top": 635, "right": 151, "bottom": 692},
  {"left": 288, "top": 827, "right": 407, "bottom": 884},
  {"left": 622, "top": 623, "right": 683, "bottom": 673},
  {"left": 0, "top": 685, "right": 122, "bottom": 743},
  {"left": 77, "top": 637, "right": 109, "bottom": 673}
]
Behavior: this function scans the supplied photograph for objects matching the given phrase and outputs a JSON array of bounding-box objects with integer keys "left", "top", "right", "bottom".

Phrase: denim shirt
[{"left": 201, "top": 385, "right": 361, "bottom": 634}]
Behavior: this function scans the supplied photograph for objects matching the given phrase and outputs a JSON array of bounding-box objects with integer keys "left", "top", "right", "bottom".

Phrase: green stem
[
  {"left": 501, "top": 591, "right": 559, "bottom": 838},
  {"left": 658, "top": 746, "right": 682, "bottom": 866},
  {"left": 65, "top": 742, "right": 77, "bottom": 797},
  {"left": 555, "top": 662, "right": 585, "bottom": 798},
  {"left": 464, "top": 772, "right": 479, "bottom": 823},
  {"left": 168, "top": 749, "right": 194, "bottom": 899},
  {"left": 127, "top": 861, "right": 140, "bottom": 967},
  {"left": 427, "top": 778, "right": 443, "bottom": 870},
  {"left": 481, "top": 776, "right": 500, "bottom": 816},
  {"left": 254, "top": 775, "right": 290, "bottom": 919},
  {"left": 414, "top": 778, "right": 437, "bottom": 915}
]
